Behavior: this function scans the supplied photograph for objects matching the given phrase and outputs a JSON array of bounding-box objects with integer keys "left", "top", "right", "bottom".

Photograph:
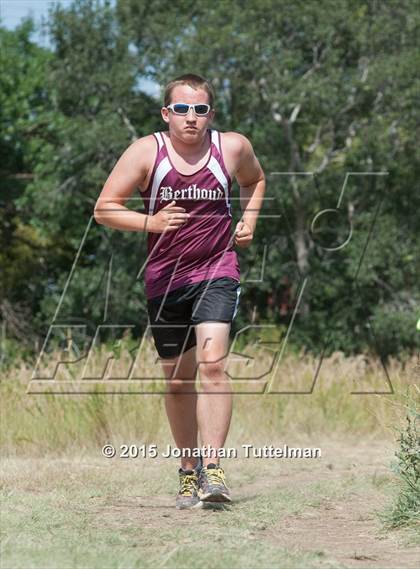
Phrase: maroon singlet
[{"left": 140, "top": 129, "right": 240, "bottom": 300}]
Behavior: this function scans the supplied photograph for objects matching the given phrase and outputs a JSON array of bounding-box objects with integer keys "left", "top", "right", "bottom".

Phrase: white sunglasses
[{"left": 166, "top": 103, "right": 211, "bottom": 116}]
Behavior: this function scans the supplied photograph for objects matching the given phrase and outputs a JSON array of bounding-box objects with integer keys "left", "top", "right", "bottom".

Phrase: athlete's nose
[{"left": 186, "top": 107, "right": 196, "bottom": 120}]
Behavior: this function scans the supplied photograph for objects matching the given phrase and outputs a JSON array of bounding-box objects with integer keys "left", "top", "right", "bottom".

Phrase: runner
[{"left": 94, "top": 73, "right": 265, "bottom": 509}]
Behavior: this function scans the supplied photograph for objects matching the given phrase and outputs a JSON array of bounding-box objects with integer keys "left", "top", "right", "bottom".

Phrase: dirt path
[
  {"left": 273, "top": 491, "right": 418, "bottom": 568},
  {"left": 261, "top": 440, "right": 419, "bottom": 568},
  {"left": 85, "top": 438, "right": 419, "bottom": 568},
  {"left": 1, "top": 438, "right": 418, "bottom": 568}
]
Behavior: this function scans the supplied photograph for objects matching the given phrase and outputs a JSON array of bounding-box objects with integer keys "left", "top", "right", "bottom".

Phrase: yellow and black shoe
[
  {"left": 198, "top": 463, "right": 232, "bottom": 503},
  {"left": 176, "top": 468, "right": 202, "bottom": 510}
]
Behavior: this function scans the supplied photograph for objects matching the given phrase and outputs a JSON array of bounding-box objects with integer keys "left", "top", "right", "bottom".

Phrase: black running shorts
[{"left": 147, "top": 277, "right": 241, "bottom": 359}]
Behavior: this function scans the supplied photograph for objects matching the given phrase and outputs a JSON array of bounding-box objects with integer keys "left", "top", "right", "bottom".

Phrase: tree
[
  {"left": 117, "top": 0, "right": 420, "bottom": 357},
  {"left": 0, "top": 21, "right": 53, "bottom": 348},
  {"left": 1, "top": 0, "right": 419, "bottom": 361}
]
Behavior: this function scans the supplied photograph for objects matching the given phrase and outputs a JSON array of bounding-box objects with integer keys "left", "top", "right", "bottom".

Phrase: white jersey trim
[
  {"left": 149, "top": 156, "right": 171, "bottom": 215},
  {"left": 155, "top": 132, "right": 164, "bottom": 150},
  {"left": 208, "top": 155, "right": 231, "bottom": 217},
  {"left": 211, "top": 129, "right": 220, "bottom": 152}
]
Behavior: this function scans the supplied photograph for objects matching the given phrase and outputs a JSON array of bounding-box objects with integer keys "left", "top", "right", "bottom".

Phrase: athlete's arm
[
  {"left": 226, "top": 133, "right": 266, "bottom": 248},
  {"left": 93, "top": 136, "right": 189, "bottom": 233},
  {"left": 94, "top": 136, "right": 154, "bottom": 232}
]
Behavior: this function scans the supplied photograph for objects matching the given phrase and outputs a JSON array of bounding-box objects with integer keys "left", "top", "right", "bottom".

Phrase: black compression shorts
[{"left": 147, "top": 276, "right": 241, "bottom": 359}]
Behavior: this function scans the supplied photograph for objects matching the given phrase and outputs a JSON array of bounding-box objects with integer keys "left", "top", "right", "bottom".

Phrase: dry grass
[
  {"left": 1, "top": 338, "right": 418, "bottom": 456},
  {"left": 1, "top": 440, "right": 419, "bottom": 569}
]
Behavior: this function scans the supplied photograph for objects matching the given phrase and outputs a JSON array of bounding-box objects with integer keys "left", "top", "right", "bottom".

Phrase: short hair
[{"left": 164, "top": 74, "right": 215, "bottom": 108}]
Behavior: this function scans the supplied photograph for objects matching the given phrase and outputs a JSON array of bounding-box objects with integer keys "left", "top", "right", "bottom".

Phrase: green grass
[
  {"left": 0, "top": 456, "right": 358, "bottom": 569},
  {"left": 380, "top": 395, "right": 420, "bottom": 534},
  {"left": 1, "top": 348, "right": 419, "bottom": 568}
]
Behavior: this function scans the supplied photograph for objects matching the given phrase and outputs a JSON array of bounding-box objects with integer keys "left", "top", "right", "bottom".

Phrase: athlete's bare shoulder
[
  {"left": 120, "top": 133, "right": 159, "bottom": 193},
  {"left": 98, "top": 133, "right": 159, "bottom": 203},
  {"left": 130, "top": 133, "right": 157, "bottom": 162},
  {"left": 133, "top": 133, "right": 156, "bottom": 148},
  {"left": 220, "top": 131, "right": 249, "bottom": 156},
  {"left": 220, "top": 131, "right": 260, "bottom": 179}
]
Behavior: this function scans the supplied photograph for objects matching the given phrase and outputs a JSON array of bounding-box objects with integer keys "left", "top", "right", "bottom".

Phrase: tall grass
[
  {"left": 0, "top": 335, "right": 418, "bottom": 456},
  {"left": 381, "top": 390, "right": 420, "bottom": 530}
]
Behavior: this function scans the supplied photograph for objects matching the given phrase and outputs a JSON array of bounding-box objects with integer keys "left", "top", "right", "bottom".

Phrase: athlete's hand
[
  {"left": 234, "top": 220, "right": 253, "bottom": 248},
  {"left": 148, "top": 200, "right": 190, "bottom": 233}
]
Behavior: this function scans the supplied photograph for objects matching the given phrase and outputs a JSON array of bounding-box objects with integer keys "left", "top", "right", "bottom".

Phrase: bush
[{"left": 383, "top": 395, "right": 420, "bottom": 529}]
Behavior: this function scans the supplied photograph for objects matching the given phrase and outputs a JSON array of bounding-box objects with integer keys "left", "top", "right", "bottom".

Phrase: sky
[
  {"left": 0, "top": 0, "right": 160, "bottom": 97},
  {"left": 0, "top": 0, "right": 73, "bottom": 46}
]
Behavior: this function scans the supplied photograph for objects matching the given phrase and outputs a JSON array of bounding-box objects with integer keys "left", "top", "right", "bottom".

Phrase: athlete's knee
[
  {"left": 166, "top": 378, "right": 195, "bottom": 394},
  {"left": 198, "top": 359, "right": 226, "bottom": 383}
]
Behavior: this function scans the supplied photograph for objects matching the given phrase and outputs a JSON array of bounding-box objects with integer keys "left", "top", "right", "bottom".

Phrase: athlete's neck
[{"left": 166, "top": 129, "right": 210, "bottom": 164}]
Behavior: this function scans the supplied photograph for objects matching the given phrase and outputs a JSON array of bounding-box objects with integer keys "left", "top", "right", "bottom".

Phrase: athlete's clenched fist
[
  {"left": 148, "top": 200, "right": 191, "bottom": 233},
  {"left": 234, "top": 220, "right": 253, "bottom": 248}
]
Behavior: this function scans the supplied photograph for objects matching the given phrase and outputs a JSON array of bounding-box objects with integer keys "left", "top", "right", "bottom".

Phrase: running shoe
[
  {"left": 175, "top": 455, "right": 203, "bottom": 510},
  {"left": 198, "top": 463, "right": 232, "bottom": 503}
]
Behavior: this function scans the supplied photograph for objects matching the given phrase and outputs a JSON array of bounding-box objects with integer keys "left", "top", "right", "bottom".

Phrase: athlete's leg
[
  {"left": 195, "top": 321, "right": 232, "bottom": 467},
  {"left": 161, "top": 345, "right": 200, "bottom": 471}
]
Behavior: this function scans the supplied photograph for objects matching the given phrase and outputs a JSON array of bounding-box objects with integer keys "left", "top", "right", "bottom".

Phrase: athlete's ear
[{"left": 161, "top": 107, "right": 170, "bottom": 124}]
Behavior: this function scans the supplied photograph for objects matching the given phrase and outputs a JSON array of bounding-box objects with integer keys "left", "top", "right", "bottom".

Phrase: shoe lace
[
  {"left": 180, "top": 473, "right": 197, "bottom": 496},
  {"left": 205, "top": 467, "right": 226, "bottom": 486}
]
